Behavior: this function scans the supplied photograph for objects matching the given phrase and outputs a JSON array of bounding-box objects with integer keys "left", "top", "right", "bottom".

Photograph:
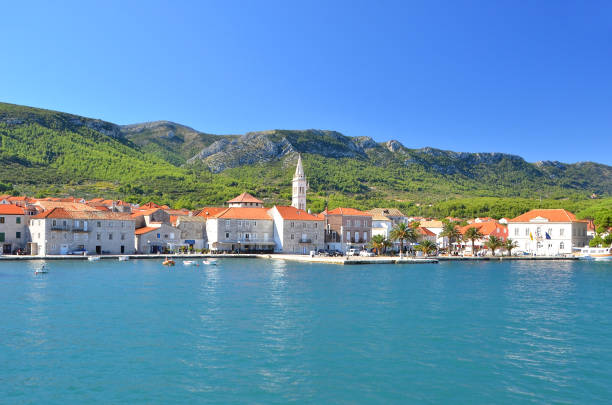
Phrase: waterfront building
[
  {"left": 458, "top": 221, "right": 508, "bottom": 254},
  {"left": 268, "top": 205, "right": 324, "bottom": 254},
  {"left": 507, "top": 209, "right": 588, "bottom": 255},
  {"left": 29, "top": 208, "right": 135, "bottom": 255},
  {"left": 419, "top": 220, "right": 448, "bottom": 249},
  {"left": 134, "top": 223, "right": 181, "bottom": 253},
  {"left": 0, "top": 204, "right": 28, "bottom": 254},
  {"left": 370, "top": 213, "right": 394, "bottom": 240},
  {"left": 291, "top": 154, "right": 308, "bottom": 211},
  {"left": 416, "top": 227, "right": 437, "bottom": 244},
  {"left": 319, "top": 207, "right": 372, "bottom": 253},
  {"left": 206, "top": 207, "right": 275, "bottom": 252},
  {"left": 171, "top": 215, "right": 207, "bottom": 250}
]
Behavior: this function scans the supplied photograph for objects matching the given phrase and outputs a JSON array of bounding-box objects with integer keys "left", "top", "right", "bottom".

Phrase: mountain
[{"left": 1, "top": 101, "right": 611, "bottom": 219}]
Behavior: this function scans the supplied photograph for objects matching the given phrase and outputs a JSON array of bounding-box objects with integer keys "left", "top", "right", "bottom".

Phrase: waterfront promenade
[{"left": 0, "top": 253, "right": 578, "bottom": 264}]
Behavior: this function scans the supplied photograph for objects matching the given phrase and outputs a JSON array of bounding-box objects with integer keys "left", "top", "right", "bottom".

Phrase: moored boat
[
  {"left": 202, "top": 259, "right": 218, "bottom": 266},
  {"left": 577, "top": 246, "right": 612, "bottom": 261},
  {"left": 183, "top": 260, "right": 198, "bottom": 266},
  {"left": 87, "top": 256, "right": 101, "bottom": 262},
  {"left": 35, "top": 264, "right": 49, "bottom": 274},
  {"left": 162, "top": 257, "right": 175, "bottom": 266},
  {"left": 118, "top": 256, "right": 129, "bottom": 261}
]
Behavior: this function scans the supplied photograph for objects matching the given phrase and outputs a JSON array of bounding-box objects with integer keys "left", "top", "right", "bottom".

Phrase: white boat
[
  {"left": 183, "top": 260, "right": 199, "bottom": 266},
  {"left": 35, "top": 264, "right": 48, "bottom": 274},
  {"left": 87, "top": 256, "right": 101, "bottom": 261},
  {"left": 577, "top": 246, "right": 612, "bottom": 261},
  {"left": 202, "top": 259, "right": 218, "bottom": 266},
  {"left": 118, "top": 256, "right": 130, "bottom": 261}
]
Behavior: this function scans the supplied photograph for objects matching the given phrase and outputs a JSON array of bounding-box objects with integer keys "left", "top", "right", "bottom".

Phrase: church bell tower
[{"left": 292, "top": 154, "right": 308, "bottom": 211}]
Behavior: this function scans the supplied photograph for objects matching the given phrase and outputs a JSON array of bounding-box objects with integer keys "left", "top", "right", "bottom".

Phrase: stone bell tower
[{"left": 291, "top": 154, "right": 308, "bottom": 211}]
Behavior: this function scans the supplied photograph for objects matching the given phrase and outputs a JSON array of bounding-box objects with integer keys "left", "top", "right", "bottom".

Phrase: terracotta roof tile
[
  {"left": 31, "top": 208, "right": 134, "bottom": 220},
  {"left": 0, "top": 205, "right": 25, "bottom": 215},
  {"left": 212, "top": 207, "right": 272, "bottom": 220},
  {"left": 135, "top": 226, "right": 159, "bottom": 235},
  {"left": 196, "top": 207, "right": 227, "bottom": 218},
  {"left": 509, "top": 209, "right": 586, "bottom": 223},
  {"left": 325, "top": 207, "right": 372, "bottom": 217},
  {"left": 227, "top": 192, "right": 263, "bottom": 204},
  {"left": 272, "top": 206, "right": 323, "bottom": 221}
]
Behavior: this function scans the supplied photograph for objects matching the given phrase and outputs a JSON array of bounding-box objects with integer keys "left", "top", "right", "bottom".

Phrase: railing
[
  {"left": 50, "top": 226, "right": 89, "bottom": 232},
  {"left": 298, "top": 238, "right": 312, "bottom": 244}
]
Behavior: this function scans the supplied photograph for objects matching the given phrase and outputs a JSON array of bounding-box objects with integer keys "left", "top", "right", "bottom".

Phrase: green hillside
[{"left": 0, "top": 101, "right": 610, "bottom": 226}]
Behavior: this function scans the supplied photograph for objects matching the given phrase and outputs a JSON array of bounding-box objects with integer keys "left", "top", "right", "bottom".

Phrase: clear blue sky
[{"left": 2, "top": 1, "right": 611, "bottom": 164}]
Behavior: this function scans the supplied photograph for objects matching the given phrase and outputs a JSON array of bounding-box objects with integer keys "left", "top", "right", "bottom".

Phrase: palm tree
[
  {"left": 390, "top": 223, "right": 417, "bottom": 257},
  {"left": 485, "top": 235, "right": 503, "bottom": 256},
  {"left": 504, "top": 238, "right": 518, "bottom": 256},
  {"left": 440, "top": 221, "right": 461, "bottom": 254},
  {"left": 416, "top": 240, "right": 437, "bottom": 257},
  {"left": 382, "top": 238, "right": 393, "bottom": 255},
  {"left": 368, "top": 235, "right": 386, "bottom": 255},
  {"left": 464, "top": 227, "right": 484, "bottom": 256}
]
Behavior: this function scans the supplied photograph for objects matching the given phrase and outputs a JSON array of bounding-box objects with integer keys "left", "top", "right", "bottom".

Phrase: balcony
[
  {"left": 50, "top": 226, "right": 89, "bottom": 233},
  {"left": 298, "top": 238, "right": 312, "bottom": 244}
]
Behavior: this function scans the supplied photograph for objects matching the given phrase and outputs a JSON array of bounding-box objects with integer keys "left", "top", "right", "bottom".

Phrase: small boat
[
  {"left": 183, "top": 260, "right": 199, "bottom": 266},
  {"left": 118, "top": 256, "right": 129, "bottom": 261},
  {"left": 577, "top": 246, "right": 612, "bottom": 261},
  {"left": 87, "top": 256, "right": 101, "bottom": 262},
  {"left": 35, "top": 264, "right": 48, "bottom": 274},
  {"left": 202, "top": 260, "right": 218, "bottom": 266},
  {"left": 162, "top": 258, "right": 175, "bottom": 266}
]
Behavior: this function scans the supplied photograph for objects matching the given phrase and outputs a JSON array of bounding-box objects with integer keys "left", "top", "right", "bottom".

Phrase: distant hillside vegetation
[{"left": 1, "top": 101, "right": 611, "bottom": 222}]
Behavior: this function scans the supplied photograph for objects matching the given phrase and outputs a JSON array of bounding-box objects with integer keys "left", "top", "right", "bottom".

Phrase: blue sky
[{"left": 1, "top": 1, "right": 611, "bottom": 164}]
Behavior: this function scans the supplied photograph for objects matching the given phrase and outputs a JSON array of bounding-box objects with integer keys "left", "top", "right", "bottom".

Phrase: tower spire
[{"left": 292, "top": 153, "right": 307, "bottom": 210}]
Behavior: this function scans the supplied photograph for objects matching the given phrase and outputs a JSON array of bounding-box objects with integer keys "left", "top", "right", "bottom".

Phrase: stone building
[
  {"left": 268, "top": 205, "right": 324, "bottom": 254},
  {"left": 0, "top": 204, "right": 28, "bottom": 254},
  {"left": 29, "top": 208, "right": 135, "bottom": 255}
]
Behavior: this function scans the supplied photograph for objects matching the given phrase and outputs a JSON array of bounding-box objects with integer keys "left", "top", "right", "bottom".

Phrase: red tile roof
[
  {"left": 459, "top": 221, "right": 508, "bottom": 238},
  {"left": 227, "top": 192, "right": 263, "bottom": 204},
  {"left": 135, "top": 226, "right": 159, "bottom": 235},
  {"left": 31, "top": 208, "right": 133, "bottom": 220},
  {"left": 273, "top": 206, "right": 323, "bottom": 221},
  {"left": 417, "top": 227, "right": 436, "bottom": 236},
  {"left": 196, "top": 207, "right": 227, "bottom": 218},
  {"left": 212, "top": 207, "right": 272, "bottom": 220},
  {"left": 130, "top": 208, "right": 160, "bottom": 218},
  {"left": 509, "top": 209, "right": 586, "bottom": 223},
  {"left": 0, "top": 205, "right": 26, "bottom": 215},
  {"left": 325, "top": 207, "right": 372, "bottom": 217}
]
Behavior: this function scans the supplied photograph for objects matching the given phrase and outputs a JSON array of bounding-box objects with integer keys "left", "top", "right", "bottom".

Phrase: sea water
[{"left": 1, "top": 259, "right": 611, "bottom": 404}]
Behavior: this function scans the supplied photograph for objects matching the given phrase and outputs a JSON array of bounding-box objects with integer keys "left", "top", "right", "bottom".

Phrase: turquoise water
[{"left": 1, "top": 259, "right": 611, "bottom": 404}]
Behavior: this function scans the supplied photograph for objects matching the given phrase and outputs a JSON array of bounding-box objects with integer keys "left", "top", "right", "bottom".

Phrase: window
[
  {"left": 237, "top": 220, "right": 242, "bottom": 227},
  {"left": 170, "top": 233, "right": 175, "bottom": 239},
  {"left": 0, "top": 232, "right": 4, "bottom": 242},
  {"left": 164, "top": 234, "right": 169, "bottom": 239},
  {"left": 560, "top": 241, "right": 565, "bottom": 250},
  {"left": 16, "top": 231, "right": 21, "bottom": 239},
  {"left": 245, "top": 233, "right": 250, "bottom": 239},
  {"left": 63, "top": 220, "right": 67, "bottom": 227},
  {"left": 96, "top": 233, "right": 101, "bottom": 241},
  {"left": 97, "top": 221, "right": 102, "bottom": 228},
  {"left": 525, "top": 228, "right": 529, "bottom": 236},
  {"left": 121, "top": 233, "right": 125, "bottom": 241},
  {"left": 0, "top": 217, "right": 4, "bottom": 224},
  {"left": 291, "top": 234, "right": 294, "bottom": 240},
  {"left": 315, "top": 223, "right": 318, "bottom": 229},
  {"left": 514, "top": 228, "right": 519, "bottom": 236},
  {"left": 225, "top": 220, "right": 231, "bottom": 229},
  {"left": 347, "top": 220, "right": 351, "bottom": 227},
  {"left": 346, "top": 231, "right": 350, "bottom": 240},
  {"left": 52, "top": 220, "right": 57, "bottom": 226},
  {"left": 157, "top": 233, "right": 161, "bottom": 239},
  {"left": 16, "top": 217, "right": 21, "bottom": 224},
  {"left": 225, "top": 232, "right": 230, "bottom": 238},
  {"left": 303, "top": 223, "right": 306, "bottom": 228},
  {"left": 560, "top": 228, "right": 565, "bottom": 236},
  {"left": 291, "top": 222, "right": 294, "bottom": 228},
  {"left": 108, "top": 233, "right": 113, "bottom": 240}
]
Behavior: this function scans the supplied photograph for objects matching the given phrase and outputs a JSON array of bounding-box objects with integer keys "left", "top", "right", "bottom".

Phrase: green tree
[
  {"left": 464, "top": 227, "right": 484, "bottom": 256},
  {"left": 368, "top": 234, "right": 386, "bottom": 255},
  {"left": 440, "top": 221, "right": 461, "bottom": 253},
  {"left": 485, "top": 235, "right": 503, "bottom": 256},
  {"left": 390, "top": 223, "right": 417, "bottom": 257},
  {"left": 416, "top": 240, "right": 437, "bottom": 257},
  {"left": 504, "top": 238, "right": 518, "bottom": 256}
]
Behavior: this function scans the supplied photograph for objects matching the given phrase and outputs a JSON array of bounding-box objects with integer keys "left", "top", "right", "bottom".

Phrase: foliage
[
  {"left": 485, "top": 236, "right": 503, "bottom": 256},
  {"left": 464, "top": 227, "right": 484, "bottom": 254},
  {"left": 416, "top": 240, "right": 437, "bottom": 256},
  {"left": 504, "top": 239, "right": 518, "bottom": 256}
]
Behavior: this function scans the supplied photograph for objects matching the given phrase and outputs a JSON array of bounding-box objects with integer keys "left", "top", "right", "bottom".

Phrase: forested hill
[{"left": 0, "top": 102, "right": 611, "bottom": 219}]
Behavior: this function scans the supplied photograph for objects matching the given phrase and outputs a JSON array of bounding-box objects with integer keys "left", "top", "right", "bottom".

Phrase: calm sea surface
[{"left": 1, "top": 259, "right": 611, "bottom": 404}]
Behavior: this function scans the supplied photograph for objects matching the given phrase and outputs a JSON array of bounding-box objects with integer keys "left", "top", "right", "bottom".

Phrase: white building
[
  {"left": 420, "top": 220, "right": 449, "bottom": 249},
  {"left": 291, "top": 154, "right": 308, "bottom": 211},
  {"left": 507, "top": 209, "right": 588, "bottom": 256}
]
